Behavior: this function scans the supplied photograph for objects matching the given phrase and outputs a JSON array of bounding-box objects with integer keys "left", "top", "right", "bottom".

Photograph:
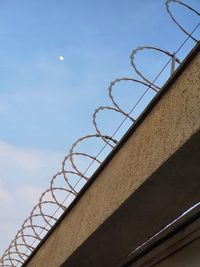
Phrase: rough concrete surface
[{"left": 25, "top": 50, "right": 200, "bottom": 267}]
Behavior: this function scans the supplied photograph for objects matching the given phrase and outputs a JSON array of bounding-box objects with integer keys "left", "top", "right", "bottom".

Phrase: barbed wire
[{"left": 1, "top": 1, "right": 199, "bottom": 266}]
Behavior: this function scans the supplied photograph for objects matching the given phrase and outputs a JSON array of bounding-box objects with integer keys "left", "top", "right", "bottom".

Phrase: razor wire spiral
[{"left": 1, "top": 1, "right": 199, "bottom": 266}]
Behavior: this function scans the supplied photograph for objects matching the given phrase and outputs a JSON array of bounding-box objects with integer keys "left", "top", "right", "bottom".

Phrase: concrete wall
[{"left": 26, "top": 48, "right": 200, "bottom": 267}]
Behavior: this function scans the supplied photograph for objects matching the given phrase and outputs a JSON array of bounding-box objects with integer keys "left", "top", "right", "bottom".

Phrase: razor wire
[{"left": 0, "top": 1, "right": 199, "bottom": 266}]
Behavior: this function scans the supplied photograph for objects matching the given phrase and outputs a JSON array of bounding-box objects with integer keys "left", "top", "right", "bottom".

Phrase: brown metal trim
[{"left": 126, "top": 215, "right": 200, "bottom": 266}]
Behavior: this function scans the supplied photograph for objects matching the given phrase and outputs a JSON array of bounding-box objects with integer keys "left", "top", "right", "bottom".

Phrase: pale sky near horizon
[{"left": 0, "top": 0, "right": 199, "bottom": 255}]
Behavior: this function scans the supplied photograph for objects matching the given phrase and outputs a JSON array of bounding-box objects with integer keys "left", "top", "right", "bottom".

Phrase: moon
[{"left": 59, "top": 56, "right": 64, "bottom": 61}]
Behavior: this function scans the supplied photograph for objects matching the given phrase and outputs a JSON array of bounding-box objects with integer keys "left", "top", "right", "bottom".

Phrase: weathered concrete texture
[{"left": 26, "top": 50, "right": 200, "bottom": 267}]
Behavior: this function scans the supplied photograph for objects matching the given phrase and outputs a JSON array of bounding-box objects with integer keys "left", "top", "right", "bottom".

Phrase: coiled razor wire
[
  {"left": 166, "top": 0, "right": 200, "bottom": 42},
  {"left": 0, "top": 1, "right": 199, "bottom": 266}
]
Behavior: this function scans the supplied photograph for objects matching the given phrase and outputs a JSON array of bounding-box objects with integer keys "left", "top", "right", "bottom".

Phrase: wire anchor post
[{"left": 170, "top": 52, "right": 176, "bottom": 75}]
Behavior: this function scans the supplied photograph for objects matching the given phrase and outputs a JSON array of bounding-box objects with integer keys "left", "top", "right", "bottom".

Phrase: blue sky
[{"left": 0, "top": 0, "right": 199, "bottom": 255}]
